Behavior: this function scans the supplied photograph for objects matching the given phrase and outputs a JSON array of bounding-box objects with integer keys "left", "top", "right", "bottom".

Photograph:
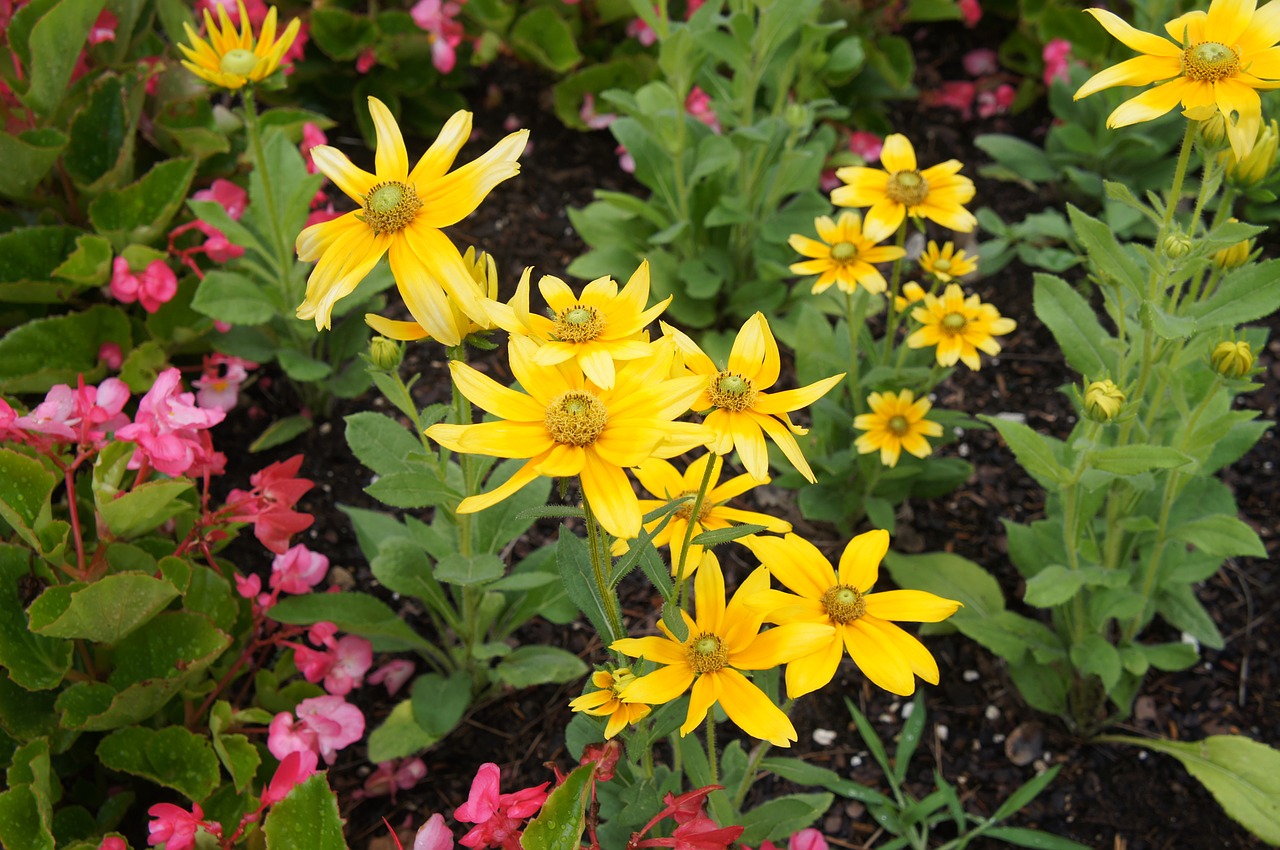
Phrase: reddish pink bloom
[
  {"left": 194, "top": 353, "right": 254, "bottom": 412},
  {"left": 110, "top": 257, "right": 178, "bottom": 313},
  {"left": 115, "top": 368, "right": 224, "bottom": 476},
  {"left": 305, "top": 205, "right": 343, "bottom": 227},
  {"left": 193, "top": 179, "right": 248, "bottom": 220},
  {"left": 234, "top": 572, "right": 262, "bottom": 600},
  {"left": 308, "top": 621, "right": 339, "bottom": 647},
  {"left": 790, "top": 829, "right": 829, "bottom": 850},
  {"left": 579, "top": 92, "right": 616, "bottom": 130},
  {"left": 580, "top": 739, "right": 622, "bottom": 782},
  {"left": 139, "top": 55, "right": 164, "bottom": 95},
  {"left": 1043, "top": 38, "right": 1073, "bottom": 86},
  {"left": 685, "top": 86, "right": 721, "bottom": 133},
  {"left": 958, "top": 0, "right": 981, "bottom": 27},
  {"left": 269, "top": 544, "right": 328, "bottom": 594},
  {"left": 410, "top": 0, "right": 465, "bottom": 73},
  {"left": 226, "top": 456, "right": 314, "bottom": 554},
  {"left": 686, "top": 0, "right": 705, "bottom": 17},
  {"left": 147, "top": 803, "right": 210, "bottom": 850},
  {"left": 616, "top": 144, "right": 635, "bottom": 173},
  {"left": 362, "top": 757, "right": 428, "bottom": 800},
  {"left": 414, "top": 814, "right": 455, "bottom": 850},
  {"left": 847, "top": 130, "right": 883, "bottom": 162},
  {"left": 15, "top": 378, "right": 130, "bottom": 446},
  {"left": 262, "top": 749, "right": 319, "bottom": 806},
  {"left": 98, "top": 342, "right": 123, "bottom": 370},
  {"left": 0, "top": 398, "right": 20, "bottom": 442},
  {"left": 294, "top": 634, "right": 372, "bottom": 695},
  {"left": 627, "top": 15, "right": 657, "bottom": 46},
  {"left": 97, "top": 837, "right": 127, "bottom": 850},
  {"left": 454, "top": 763, "right": 549, "bottom": 850},
  {"left": 632, "top": 786, "right": 744, "bottom": 850},
  {"left": 301, "top": 122, "right": 328, "bottom": 169},
  {"left": 356, "top": 48, "right": 377, "bottom": 73},
  {"left": 89, "top": 9, "right": 118, "bottom": 44},
  {"left": 268, "top": 695, "right": 365, "bottom": 764},
  {"left": 962, "top": 48, "right": 998, "bottom": 76},
  {"left": 196, "top": 0, "right": 268, "bottom": 26},
  {"left": 368, "top": 659, "right": 415, "bottom": 696},
  {"left": 924, "top": 81, "right": 976, "bottom": 117},
  {"left": 977, "top": 83, "right": 1016, "bottom": 118}
]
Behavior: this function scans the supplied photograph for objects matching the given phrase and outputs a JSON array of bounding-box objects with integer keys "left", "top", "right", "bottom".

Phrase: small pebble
[
  {"left": 962, "top": 669, "right": 980, "bottom": 682},
  {"left": 984, "top": 705, "right": 1001, "bottom": 721},
  {"left": 812, "top": 728, "right": 837, "bottom": 746},
  {"left": 935, "top": 724, "right": 949, "bottom": 741},
  {"left": 993, "top": 411, "right": 1027, "bottom": 424},
  {"left": 901, "top": 702, "right": 915, "bottom": 719},
  {"left": 992, "top": 733, "right": 1006, "bottom": 744}
]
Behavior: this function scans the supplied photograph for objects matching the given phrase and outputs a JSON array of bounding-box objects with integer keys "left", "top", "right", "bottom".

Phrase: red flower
[{"left": 454, "top": 763, "right": 549, "bottom": 850}]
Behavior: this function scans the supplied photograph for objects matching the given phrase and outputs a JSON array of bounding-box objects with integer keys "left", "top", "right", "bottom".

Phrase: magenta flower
[
  {"left": 293, "top": 634, "right": 372, "bottom": 695},
  {"left": 685, "top": 86, "right": 721, "bottom": 133},
  {"left": 110, "top": 257, "right": 178, "bottom": 313},
  {"left": 368, "top": 659, "right": 415, "bottom": 696},
  {"left": 98, "top": 342, "right": 124, "bottom": 370},
  {"left": 362, "top": 756, "right": 428, "bottom": 800},
  {"left": 268, "top": 695, "right": 365, "bottom": 764},
  {"left": 962, "top": 48, "right": 998, "bottom": 77},
  {"left": 261, "top": 749, "right": 319, "bottom": 806},
  {"left": 269, "top": 544, "right": 328, "bottom": 594},
  {"left": 410, "top": 0, "right": 464, "bottom": 73},
  {"left": 977, "top": 84, "right": 1015, "bottom": 119},
  {"left": 454, "top": 763, "right": 549, "bottom": 850},
  {"left": 790, "top": 829, "right": 829, "bottom": 850},
  {"left": 147, "top": 803, "right": 210, "bottom": 850},
  {"left": 89, "top": 8, "right": 117, "bottom": 44},
  {"left": 1042, "top": 38, "right": 1073, "bottom": 86},
  {"left": 847, "top": 130, "right": 883, "bottom": 163},
  {"left": 193, "top": 353, "right": 254, "bottom": 411},
  {"left": 225, "top": 455, "right": 315, "bottom": 555},
  {"left": 193, "top": 178, "right": 248, "bottom": 219},
  {"left": 301, "top": 122, "right": 327, "bottom": 171},
  {"left": 115, "top": 368, "right": 224, "bottom": 476},
  {"left": 15, "top": 378, "right": 130, "bottom": 446},
  {"left": 958, "top": 0, "right": 981, "bottom": 26},
  {"left": 414, "top": 813, "right": 455, "bottom": 850}
]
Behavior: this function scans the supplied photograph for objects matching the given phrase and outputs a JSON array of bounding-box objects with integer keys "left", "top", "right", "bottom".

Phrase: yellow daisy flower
[
  {"left": 744, "top": 530, "right": 961, "bottom": 697},
  {"left": 853, "top": 389, "right": 943, "bottom": 468},
  {"left": 295, "top": 99, "right": 528, "bottom": 344},
  {"left": 918, "top": 241, "right": 978, "bottom": 283},
  {"left": 610, "top": 452, "right": 792, "bottom": 574},
  {"left": 664, "top": 313, "right": 844, "bottom": 483},
  {"left": 1074, "top": 1, "right": 1280, "bottom": 161},
  {"left": 906, "top": 283, "right": 1016, "bottom": 370},
  {"left": 424, "top": 336, "right": 709, "bottom": 539},
  {"left": 893, "top": 281, "right": 927, "bottom": 312},
  {"left": 787, "top": 212, "right": 907, "bottom": 295},
  {"left": 613, "top": 552, "right": 835, "bottom": 746},
  {"left": 487, "top": 260, "right": 669, "bottom": 389},
  {"left": 569, "top": 667, "right": 651, "bottom": 740},
  {"left": 178, "top": 0, "right": 300, "bottom": 91},
  {"left": 365, "top": 246, "right": 499, "bottom": 343},
  {"left": 831, "top": 134, "right": 977, "bottom": 242}
]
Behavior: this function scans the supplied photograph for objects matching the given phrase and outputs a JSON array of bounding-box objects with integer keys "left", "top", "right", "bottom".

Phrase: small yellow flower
[
  {"left": 1073, "top": 1, "right": 1280, "bottom": 161},
  {"left": 486, "top": 260, "right": 668, "bottom": 390},
  {"left": 787, "top": 212, "right": 907, "bottom": 295},
  {"left": 365, "top": 246, "right": 500, "bottom": 343},
  {"left": 893, "top": 281, "right": 927, "bottom": 312},
  {"left": 1220, "top": 119, "right": 1279, "bottom": 187},
  {"left": 918, "top": 241, "right": 978, "bottom": 283},
  {"left": 569, "top": 667, "right": 651, "bottom": 739},
  {"left": 1213, "top": 232, "right": 1253, "bottom": 269},
  {"left": 179, "top": 1, "right": 300, "bottom": 91},
  {"left": 1083, "top": 379, "right": 1126, "bottom": 422},
  {"left": 664, "top": 313, "right": 844, "bottom": 483},
  {"left": 613, "top": 552, "right": 835, "bottom": 746},
  {"left": 831, "top": 134, "right": 977, "bottom": 242},
  {"left": 853, "top": 389, "right": 943, "bottom": 467},
  {"left": 745, "top": 530, "right": 961, "bottom": 697},
  {"left": 611, "top": 452, "right": 792, "bottom": 575},
  {"left": 906, "top": 283, "right": 1016, "bottom": 370},
  {"left": 1211, "top": 340, "right": 1254, "bottom": 378}
]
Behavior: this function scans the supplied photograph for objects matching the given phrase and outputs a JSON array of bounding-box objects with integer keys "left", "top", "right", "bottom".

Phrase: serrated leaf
[
  {"left": 191, "top": 270, "right": 278, "bottom": 325},
  {"left": 494, "top": 645, "right": 587, "bottom": 688},
  {"left": 16, "top": 0, "right": 107, "bottom": 117},
  {"left": 980, "top": 415, "right": 1067, "bottom": 488},
  {"left": 0, "top": 304, "right": 131, "bottom": 393},
  {"left": 97, "top": 726, "right": 220, "bottom": 801},
  {"left": 0, "top": 128, "right": 66, "bottom": 199},
  {"left": 344, "top": 412, "right": 422, "bottom": 475},
  {"left": 522, "top": 763, "right": 595, "bottom": 850},
  {"left": 367, "top": 699, "right": 439, "bottom": 762},
  {"left": 1033, "top": 273, "right": 1113, "bottom": 378},
  {"left": 27, "top": 573, "right": 179, "bottom": 643},
  {"left": 0, "top": 544, "right": 72, "bottom": 691},
  {"left": 89, "top": 158, "right": 197, "bottom": 248},
  {"left": 365, "top": 469, "right": 459, "bottom": 508}
]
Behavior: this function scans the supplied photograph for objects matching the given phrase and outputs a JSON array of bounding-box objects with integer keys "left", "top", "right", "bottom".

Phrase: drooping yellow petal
[
  {"left": 1084, "top": 8, "right": 1181, "bottom": 56},
  {"left": 681, "top": 671, "right": 722, "bottom": 736},
  {"left": 714, "top": 668, "right": 797, "bottom": 746},
  {"left": 784, "top": 633, "right": 845, "bottom": 698},
  {"left": 456, "top": 459, "right": 543, "bottom": 515},
  {"left": 843, "top": 619, "right": 916, "bottom": 696},
  {"left": 743, "top": 534, "right": 832, "bottom": 600},
  {"left": 861, "top": 616, "right": 941, "bottom": 685},
  {"left": 837, "top": 529, "right": 889, "bottom": 592},
  {"left": 1108, "top": 78, "right": 1192, "bottom": 126},
  {"left": 581, "top": 449, "right": 642, "bottom": 539}
]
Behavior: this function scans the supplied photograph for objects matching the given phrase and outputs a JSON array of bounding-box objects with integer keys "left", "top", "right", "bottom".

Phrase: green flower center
[
  {"left": 609, "top": 668, "right": 637, "bottom": 697},
  {"left": 932, "top": 258, "right": 952, "bottom": 272},
  {"left": 707, "top": 371, "right": 757, "bottom": 412},
  {"left": 687, "top": 632, "right": 728, "bottom": 673},
  {"left": 1183, "top": 42, "right": 1240, "bottom": 82},
  {"left": 554, "top": 305, "right": 606, "bottom": 343},
  {"left": 830, "top": 241, "right": 858, "bottom": 262},
  {"left": 886, "top": 170, "right": 929, "bottom": 207},
  {"left": 545, "top": 390, "right": 608, "bottom": 446},
  {"left": 888, "top": 414, "right": 910, "bottom": 436},
  {"left": 361, "top": 181, "right": 423, "bottom": 235},
  {"left": 219, "top": 48, "right": 258, "bottom": 76},
  {"left": 941, "top": 312, "right": 968, "bottom": 333},
  {"left": 821, "top": 585, "right": 866, "bottom": 624}
]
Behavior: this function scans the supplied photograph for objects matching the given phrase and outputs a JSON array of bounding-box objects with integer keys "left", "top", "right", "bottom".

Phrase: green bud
[
  {"left": 1199, "top": 111, "right": 1228, "bottom": 147},
  {"left": 785, "top": 103, "right": 811, "bottom": 131},
  {"left": 1210, "top": 340, "right": 1253, "bottom": 378},
  {"left": 1083, "top": 379, "right": 1125, "bottom": 423},
  {"left": 1221, "top": 119, "right": 1279, "bottom": 187},
  {"left": 1162, "top": 230, "right": 1193, "bottom": 259},
  {"left": 369, "top": 336, "right": 403, "bottom": 372}
]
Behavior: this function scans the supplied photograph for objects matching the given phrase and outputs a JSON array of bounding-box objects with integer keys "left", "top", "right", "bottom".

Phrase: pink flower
[
  {"left": 410, "top": 0, "right": 465, "bottom": 73},
  {"left": 111, "top": 258, "right": 178, "bottom": 313},
  {"left": 325, "top": 635, "right": 373, "bottom": 695},
  {"left": 686, "top": 0, "right": 705, "bottom": 17},
  {"left": 789, "top": 829, "right": 829, "bottom": 850},
  {"left": 97, "top": 837, "right": 127, "bottom": 850},
  {"left": 147, "top": 803, "right": 209, "bottom": 850},
  {"left": 362, "top": 757, "right": 428, "bottom": 800},
  {"left": 89, "top": 9, "right": 118, "bottom": 44},
  {"left": 199, "top": 223, "right": 244, "bottom": 263},
  {"left": 616, "top": 144, "right": 635, "bottom": 173},
  {"left": 1043, "top": 38, "right": 1073, "bottom": 86},
  {"left": 15, "top": 378, "right": 130, "bottom": 446},
  {"left": 193, "top": 179, "right": 248, "bottom": 220},
  {"left": 414, "top": 814, "right": 455, "bottom": 850},
  {"left": 924, "top": 80, "right": 976, "bottom": 117},
  {"left": 579, "top": 93, "right": 616, "bottom": 130},
  {"left": 356, "top": 48, "right": 377, "bottom": 74},
  {"left": 308, "top": 621, "right": 339, "bottom": 647},
  {"left": 627, "top": 15, "right": 657, "bottom": 46},
  {"left": 305, "top": 205, "right": 343, "bottom": 227},
  {"left": 847, "top": 130, "right": 883, "bottom": 162},
  {"left": 269, "top": 544, "right": 328, "bottom": 594},
  {"left": 261, "top": 749, "right": 319, "bottom": 806},
  {"left": 368, "top": 659, "right": 415, "bottom": 696},
  {"left": 685, "top": 86, "right": 720, "bottom": 133},
  {"left": 225, "top": 455, "right": 315, "bottom": 554},
  {"left": 977, "top": 83, "right": 1016, "bottom": 118},
  {"left": 267, "top": 695, "right": 365, "bottom": 764},
  {"left": 193, "top": 353, "right": 254, "bottom": 412},
  {"left": 234, "top": 573, "right": 262, "bottom": 599},
  {"left": 196, "top": 0, "right": 268, "bottom": 26},
  {"left": 962, "top": 48, "right": 998, "bottom": 77},
  {"left": 0, "top": 398, "right": 18, "bottom": 442},
  {"left": 98, "top": 342, "right": 123, "bottom": 370},
  {"left": 454, "top": 763, "right": 549, "bottom": 850},
  {"left": 958, "top": 0, "right": 981, "bottom": 27},
  {"left": 301, "top": 122, "right": 328, "bottom": 170},
  {"left": 115, "top": 368, "right": 224, "bottom": 476}
]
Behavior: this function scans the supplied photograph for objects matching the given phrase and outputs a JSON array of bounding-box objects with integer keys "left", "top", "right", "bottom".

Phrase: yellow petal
[
  {"left": 693, "top": 549, "right": 726, "bottom": 635},
  {"left": 410, "top": 110, "right": 472, "bottom": 186},
  {"left": 612, "top": 635, "right": 687, "bottom": 666},
  {"left": 844, "top": 619, "right": 916, "bottom": 696},
  {"left": 743, "top": 533, "right": 833, "bottom": 600},
  {"left": 578, "top": 346, "right": 617, "bottom": 390},
  {"left": 861, "top": 198, "right": 905, "bottom": 243},
  {"left": 680, "top": 671, "right": 721, "bottom": 736},
  {"left": 1217, "top": 77, "right": 1263, "bottom": 160},
  {"left": 715, "top": 668, "right": 796, "bottom": 746},
  {"left": 1204, "top": 0, "right": 1257, "bottom": 46},
  {"left": 1107, "top": 78, "right": 1191, "bottom": 127},
  {"left": 456, "top": 459, "right": 542, "bottom": 515},
  {"left": 729, "top": 412, "right": 770, "bottom": 481},
  {"left": 402, "top": 221, "right": 488, "bottom": 325},
  {"left": 535, "top": 443, "right": 586, "bottom": 477},
  {"left": 1074, "top": 55, "right": 1182, "bottom": 100},
  {"left": 365, "top": 314, "right": 430, "bottom": 341},
  {"left": 417, "top": 130, "right": 529, "bottom": 228},
  {"left": 878, "top": 134, "right": 917, "bottom": 172},
  {"left": 387, "top": 236, "right": 464, "bottom": 346},
  {"left": 751, "top": 411, "right": 817, "bottom": 484},
  {"left": 1084, "top": 8, "right": 1180, "bottom": 56},
  {"left": 731, "top": 622, "right": 835, "bottom": 669},
  {"left": 367, "top": 97, "right": 409, "bottom": 180},
  {"left": 784, "top": 634, "right": 845, "bottom": 698},
  {"left": 454, "top": 421, "right": 555, "bottom": 458},
  {"left": 1240, "top": 1, "right": 1280, "bottom": 54},
  {"left": 838, "top": 529, "right": 889, "bottom": 591},
  {"left": 720, "top": 565, "right": 773, "bottom": 650},
  {"left": 581, "top": 450, "right": 642, "bottom": 539},
  {"left": 633, "top": 457, "right": 683, "bottom": 500},
  {"left": 862, "top": 615, "right": 940, "bottom": 685},
  {"left": 831, "top": 167, "right": 890, "bottom": 208},
  {"left": 753, "top": 373, "right": 845, "bottom": 416},
  {"left": 296, "top": 211, "right": 362, "bottom": 263},
  {"left": 618, "top": 663, "right": 695, "bottom": 706},
  {"left": 865, "top": 589, "right": 961, "bottom": 622}
]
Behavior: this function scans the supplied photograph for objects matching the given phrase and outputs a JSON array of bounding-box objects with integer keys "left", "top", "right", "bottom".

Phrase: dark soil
[{"left": 213, "top": 29, "right": 1278, "bottom": 850}]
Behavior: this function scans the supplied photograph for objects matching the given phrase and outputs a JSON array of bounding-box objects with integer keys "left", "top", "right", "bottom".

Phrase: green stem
[
  {"left": 844, "top": 289, "right": 869, "bottom": 416},
  {"left": 672, "top": 454, "right": 718, "bottom": 613},
  {"left": 706, "top": 712, "right": 718, "bottom": 786},
  {"left": 584, "top": 496, "right": 627, "bottom": 644},
  {"left": 879, "top": 225, "right": 909, "bottom": 366},
  {"left": 240, "top": 89, "right": 290, "bottom": 275}
]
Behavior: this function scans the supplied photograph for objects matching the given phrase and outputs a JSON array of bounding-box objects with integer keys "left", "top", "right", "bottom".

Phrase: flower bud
[
  {"left": 785, "top": 102, "right": 812, "bottom": 132},
  {"left": 1162, "top": 230, "right": 1192, "bottom": 259},
  {"left": 1198, "top": 110, "right": 1228, "bottom": 147},
  {"left": 1083, "top": 379, "right": 1125, "bottom": 422},
  {"left": 1221, "top": 119, "right": 1279, "bottom": 187},
  {"left": 1213, "top": 235, "right": 1252, "bottom": 270},
  {"left": 369, "top": 336, "right": 403, "bottom": 371},
  {"left": 1210, "top": 340, "right": 1253, "bottom": 378}
]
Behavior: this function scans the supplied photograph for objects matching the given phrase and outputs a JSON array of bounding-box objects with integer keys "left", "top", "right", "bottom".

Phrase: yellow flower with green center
[
  {"left": 486, "top": 260, "right": 670, "bottom": 389},
  {"left": 853, "top": 389, "right": 943, "bottom": 467},
  {"left": 178, "top": 1, "right": 300, "bottom": 91},
  {"left": 610, "top": 452, "right": 792, "bottom": 574},
  {"left": 664, "top": 313, "right": 844, "bottom": 483},
  {"left": 295, "top": 99, "right": 528, "bottom": 345},
  {"left": 365, "top": 246, "right": 499, "bottom": 343},
  {"left": 613, "top": 552, "right": 835, "bottom": 746},
  {"left": 569, "top": 667, "right": 651, "bottom": 739},
  {"left": 787, "top": 212, "right": 907, "bottom": 295},
  {"left": 424, "top": 336, "right": 709, "bottom": 539},
  {"left": 1073, "top": 1, "right": 1280, "bottom": 161},
  {"left": 919, "top": 241, "right": 978, "bottom": 283},
  {"left": 906, "top": 283, "right": 1016, "bottom": 370},
  {"left": 831, "top": 134, "right": 976, "bottom": 242},
  {"left": 744, "top": 531, "right": 961, "bottom": 697}
]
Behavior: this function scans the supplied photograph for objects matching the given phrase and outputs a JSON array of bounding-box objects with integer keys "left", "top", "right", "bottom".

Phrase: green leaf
[
  {"left": 249, "top": 415, "right": 313, "bottom": 452},
  {"left": 0, "top": 129, "right": 66, "bottom": 199},
  {"left": 344, "top": 412, "right": 422, "bottom": 475},
  {"left": 1066, "top": 204, "right": 1144, "bottom": 294},
  {"left": 277, "top": 348, "right": 332, "bottom": 381},
  {"left": 689, "top": 523, "right": 768, "bottom": 547},
  {"left": 411, "top": 671, "right": 471, "bottom": 739},
  {"left": 892, "top": 693, "right": 926, "bottom": 785},
  {"left": 494, "top": 645, "right": 587, "bottom": 688},
  {"left": 191, "top": 270, "right": 278, "bottom": 325},
  {"left": 96, "top": 479, "right": 194, "bottom": 539},
  {"left": 510, "top": 6, "right": 583, "bottom": 72},
  {"left": 980, "top": 415, "right": 1067, "bottom": 488},
  {"left": 1169, "top": 514, "right": 1266, "bottom": 557},
  {"left": 64, "top": 73, "right": 138, "bottom": 191},
  {"left": 1089, "top": 444, "right": 1192, "bottom": 475},
  {"left": 882, "top": 550, "right": 1005, "bottom": 619},
  {"left": 737, "top": 793, "right": 833, "bottom": 845},
  {"left": 760, "top": 758, "right": 892, "bottom": 806},
  {"left": 1156, "top": 584, "right": 1224, "bottom": 650},
  {"left": 367, "top": 699, "right": 439, "bottom": 762},
  {"left": 1097, "top": 735, "right": 1280, "bottom": 844},
  {"left": 1069, "top": 633, "right": 1122, "bottom": 691},
  {"left": 1008, "top": 658, "right": 1068, "bottom": 715},
  {"left": 1190, "top": 259, "right": 1280, "bottom": 329},
  {"left": 369, "top": 538, "right": 450, "bottom": 616},
  {"left": 309, "top": 7, "right": 377, "bottom": 60},
  {"left": 974, "top": 135, "right": 1055, "bottom": 182},
  {"left": 959, "top": 611, "right": 1064, "bottom": 666},
  {"left": 52, "top": 234, "right": 113, "bottom": 287},
  {"left": 16, "top": 0, "right": 107, "bottom": 117},
  {"left": 97, "top": 726, "right": 220, "bottom": 801},
  {"left": 213, "top": 733, "right": 260, "bottom": 795},
  {"left": 0, "top": 673, "right": 59, "bottom": 740},
  {"left": 1022, "top": 564, "right": 1086, "bottom": 608},
  {"left": 434, "top": 553, "right": 505, "bottom": 586},
  {"left": 1033, "top": 273, "right": 1113, "bottom": 379},
  {"left": 0, "top": 544, "right": 72, "bottom": 691},
  {"left": 0, "top": 304, "right": 131, "bottom": 393},
  {"left": 269, "top": 592, "right": 435, "bottom": 653},
  {"left": 556, "top": 531, "right": 624, "bottom": 645},
  {"left": 27, "top": 573, "right": 179, "bottom": 643},
  {"left": 0, "top": 447, "right": 57, "bottom": 537},
  {"left": 0, "top": 785, "right": 53, "bottom": 850},
  {"left": 263, "top": 773, "right": 349, "bottom": 850},
  {"left": 365, "top": 468, "right": 459, "bottom": 509},
  {"left": 89, "top": 158, "right": 197, "bottom": 248},
  {"left": 981, "top": 826, "right": 1092, "bottom": 849},
  {"left": 1142, "top": 641, "right": 1198, "bottom": 671},
  {"left": 522, "top": 762, "right": 595, "bottom": 850}
]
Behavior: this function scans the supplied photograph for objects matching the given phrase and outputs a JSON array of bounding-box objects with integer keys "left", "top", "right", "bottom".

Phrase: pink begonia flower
[
  {"left": 454, "top": 763, "right": 549, "bottom": 850},
  {"left": 261, "top": 749, "right": 319, "bottom": 806},
  {"left": 308, "top": 621, "right": 340, "bottom": 647},
  {"left": 200, "top": 222, "right": 244, "bottom": 263},
  {"left": 234, "top": 572, "right": 262, "bottom": 599},
  {"left": 962, "top": 48, "right": 998, "bottom": 77},
  {"left": 193, "top": 178, "right": 248, "bottom": 219},
  {"left": 1042, "top": 38, "right": 1073, "bottom": 86},
  {"left": 197, "top": 0, "right": 268, "bottom": 26},
  {"left": 268, "top": 695, "right": 365, "bottom": 764},
  {"left": 977, "top": 83, "right": 1016, "bottom": 118},
  {"left": 847, "top": 130, "right": 883, "bottom": 162},
  {"left": 147, "top": 802, "right": 209, "bottom": 850},
  {"left": 368, "top": 659, "right": 415, "bottom": 696},
  {"left": 293, "top": 634, "right": 372, "bottom": 695},
  {"left": 925, "top": 80, "right": 976, "bottom": 117},
  {"left": 0, "top": 398, "right": 20, "bottom": 442},
  {"left": 301, "top": 122, "right": 327, "bottom": 170},
  {"left": 685, "top": 86, "right": 721, "bottom": 133},
  {"left": 362, "top": 756, "right": 428, "bottom": 799},
  {"left": 115, "top": 368, "right": 224, "bottom": 476},
  {"left": 194, "top": 353, "right": 255, "bottom": 412},
  {"left": 305, "top": 205, "right": 343, "bottom": 227},
  {"left": 414, "top": 814, "right": 455, "bottom": 850},
  {"left": 14, "top": 378, "right": 130, "bottom": 445},
  {"left": 110, "top": 257, "right": 178, "bottom": 313},
  {"left": 579, "top": 93, "right": 616, "bottom": 130},
  {"left": 89, "top": 9, "right": 117, "bottom": 44},
  {"left": 616, "top": 144, "right": 635, "bottom": 173},
  {"left": 958, "top": 0, "right": 981, "bottom": 27},
  {"left": 269, "top": 544, "right": 328, "bottom": 594},
  {"left": 686, "top": 0, "right": 705, "bottom": 16},
  {"left": 98, "top": 341, "right": 123, "bottom": 370},
  {"left": 790, "top": 829, "right": 829, "bottom": 850},
  {"left": 356, "top": 48, "right": 377, "bottom": 74},
  {"left": 225, "top": 455, "right": 315, "bottom": 554},
  {"left": 410, "top": 0, "right": 464, "bottom": 74},
  {"left": 97, "top": 836, "right": 127, "bottom": 850},
  {"left": 627, "top": 15, "right": 657, "bottom": 46}
]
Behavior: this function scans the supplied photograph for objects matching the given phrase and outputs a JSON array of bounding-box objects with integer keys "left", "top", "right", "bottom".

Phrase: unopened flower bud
[
  {"left": 785, "top": 102, "right": 812, "bottom": 131},
  {"left": 1199, "top": 110, "right": 1228, "bottom": 147},
  {"left": 1210, "top": 340, "right": 1253, "bottom": 378},
  {"left": 1213, "top": 236, "right": 1252, "bottom": 270},
  {"left": 1162, "top": 230, "right": 1192, "bottom": 259},
  {"left": 1083, "top": 379, "right": 1125, "bottom": 422},
  {"left": 369, "top": 336, "right": 403, "bottom": 371},
  {"left": 1221, "top": 119, "right": 1279, "bottom": 187}
]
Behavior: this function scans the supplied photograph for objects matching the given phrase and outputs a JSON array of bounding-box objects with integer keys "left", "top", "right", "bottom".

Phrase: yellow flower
[
  {"left": 613, "top": 552, "right": 835, "bottom": 746},
  {"left": 918, "top": 241, "right": 978, "bottom": 283},
  {"left": 906, "top": 283, "right": 1016, "bottom": 370},
  {"left": 1211, "top": 340, "right": 1254, "bottom": 377},
  {"left": 1073, "top": 1, "right": 1280, "bottom": 161},
  {"left": 569, "top": 667, "right": 651, "bottom": 740},
  {"left": 831, "top": 134, "right": 976, "bottom": 242},
  {"left": 893, "top": 281, "right": 927, "bottom": 312},
  {"left": 787, "top": 212, "right": 907, "bottom": 295},
  {"left": 179, "top": 0, "right": 300, "bottom": 91},
  {"left": 1083, "top": 379, "right": 1126, "bottom": 422},
  {"left": 365, "top": 246, "right": 499, "bottom": 343},
  {"left": 664, "top": 313, "right": 844, "bottom": 483},
  {"left": 744, "top": 531, "right": 960, "bottom": 697},
  {"left": 296, "top": 99, "right": 528, "bottom": 344},
  {"left": 853, "top": 389, "right": 943, "bottom": 467},
  {"left": 487, "top": 260, "right": 669, "bottom": 389},
  {"left": 424, "top": 336, "right": 709, "bottom": 539},
  {"left": 610, "top": 452, "right": 792, "bottom": 575}
]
